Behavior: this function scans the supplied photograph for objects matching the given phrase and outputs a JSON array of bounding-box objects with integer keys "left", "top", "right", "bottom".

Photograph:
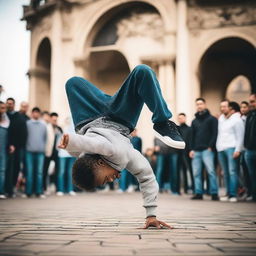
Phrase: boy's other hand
[
  {"left": 143, "top": 216, "right": 173, "bottom": 229},
  {"left": 58, "top": 134, "right": 69, "bottom": 149}
]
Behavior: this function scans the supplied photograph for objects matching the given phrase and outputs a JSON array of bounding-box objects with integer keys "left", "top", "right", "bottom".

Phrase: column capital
[{"left": 140, "top": 54, "right": 175, "bottom": 66}]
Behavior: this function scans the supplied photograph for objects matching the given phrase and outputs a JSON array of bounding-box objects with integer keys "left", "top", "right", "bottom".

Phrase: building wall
[{"left": 23, "top": 0, "right": 256, "bottom": 151}]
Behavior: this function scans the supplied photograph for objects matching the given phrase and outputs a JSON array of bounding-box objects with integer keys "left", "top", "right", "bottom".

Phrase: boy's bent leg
[
  {"left": 65, "top": 76, "right": 110, "bottom": 128},
  {"left": 108, "top": 64, "right": 184, "bottom": 149},
  {"left": 108, "top": 65, "right": 172, "bottom": 128}
]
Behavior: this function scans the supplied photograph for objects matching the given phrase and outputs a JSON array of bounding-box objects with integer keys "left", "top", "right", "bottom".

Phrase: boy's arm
[
  {"left": 126, "top": 149, "right": 172, "bottom": 229},
  {"left": 58, "top": 133, "right": 114, "bottom": 157}
]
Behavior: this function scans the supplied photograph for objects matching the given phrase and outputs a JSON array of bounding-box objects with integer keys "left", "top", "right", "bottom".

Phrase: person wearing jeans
[
  {"left": 154, "top": 138, "right": 179, "bottom": 194},
  {"left": 216, "top": 101, "right": 245, "bottom": 202},
  {"left": 56, "top": 117, "right": 76, "bottom": 196},
  {"left": 57, "top": 153, "right": 76, "bottom": 195},
  {"left": 244, "top": 93, "right": 256, "bottom": 202},
  {"left": 0, "top": 101, "right": 11, "bottom": 199},
  {"left": 25, "top": 107, "right": 47, "bottom": 198},
  {"left": 25, "top": 152, "right": 45, "bottom": 196},
  {"left": 190, "top": 98, "right": 219, "bottom": 200}
]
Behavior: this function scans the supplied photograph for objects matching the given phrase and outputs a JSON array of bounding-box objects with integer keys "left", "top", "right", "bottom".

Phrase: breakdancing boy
[{"left": 58, "top": 64, "right": 185, "bottom": 229}]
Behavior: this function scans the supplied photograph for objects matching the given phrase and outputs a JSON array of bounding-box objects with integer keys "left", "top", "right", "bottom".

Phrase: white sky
[{"left": 0, "top": 0, "right": 30, "bottom": 109}]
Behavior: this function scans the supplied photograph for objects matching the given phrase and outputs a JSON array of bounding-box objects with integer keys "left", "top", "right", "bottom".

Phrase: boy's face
[{"left": 94, "top": 159, "right": 121, "bottom": 186}]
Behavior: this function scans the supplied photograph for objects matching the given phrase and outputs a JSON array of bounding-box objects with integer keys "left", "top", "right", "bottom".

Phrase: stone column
[
  {"left": 158, "top": 60, "right": 176, "bottom": 116},
  {"left": 175, "top": 0, "right": 192, "bottom": 118}
]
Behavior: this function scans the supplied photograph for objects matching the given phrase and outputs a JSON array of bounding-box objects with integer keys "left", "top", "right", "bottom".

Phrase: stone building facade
[{"left": 22, "top": 0, "right": 256, "bottom": 149}]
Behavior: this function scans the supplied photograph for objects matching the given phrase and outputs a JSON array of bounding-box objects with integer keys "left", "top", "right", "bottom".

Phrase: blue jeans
[
  {"left": 0, "top": 127, "right": 8, "bottom": 195},
  {"left": 192, "top": 149, "right": 218, "bottom": 195},
  {"left": 168, "top": 153, "right": 179, "bottom": 193},
  {"left": 218, "top": 148, "right": 239, "bottom": 197},
  {"left": 65, "top": 65, "right": 172, "bottom": 130},
  {"left": 155, "top": 154, "right": 166, "bottom": 189},
  {"left": 244, "top": 150, "right": 256, "bottom": 200},
  {"left": 57, "top": 157, "right": 76, "bottom": 193},
  {"left": 25, "top": 152, "right": 45, "bottom": 195},
  {"left": 155, "top": 153, "right": 179, "bottom": 193},
  {"left": 119, "top": 169, "right": 137, "bottom": 191}
]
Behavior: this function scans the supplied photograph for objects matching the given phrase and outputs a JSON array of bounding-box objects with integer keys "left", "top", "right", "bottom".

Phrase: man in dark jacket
[
  {"left": 189, "top": 98, "right": 219, "bottom": 200},
  {"left": 244, "top": 93, "right": 256, "bottom": 201},
  {"left": 5, "top": 98, "right": 28, "bottom": 196},
  {"left": 177, "top": 113, "right": 194, "bottom": 194}
]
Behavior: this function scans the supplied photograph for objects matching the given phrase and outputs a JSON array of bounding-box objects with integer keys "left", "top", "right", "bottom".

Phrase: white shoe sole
[{"left": 155, "top": 131, "right": 186, "bottom": 149}]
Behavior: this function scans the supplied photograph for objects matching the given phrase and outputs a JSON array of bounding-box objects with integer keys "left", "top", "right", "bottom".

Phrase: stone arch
[
  {"left": 73, "top": 0, "right": 174, "bottom": 59},
  {"left": 198, "top": 36, "right": 256, "bottom": 114},
  {"left": 32, "top": 37, "right": 51, "bottom": 110}
]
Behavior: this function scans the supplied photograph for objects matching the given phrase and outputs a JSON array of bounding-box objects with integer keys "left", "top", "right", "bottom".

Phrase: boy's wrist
[{"left": 145, "top": 206, "right": 157, "bottom": 218}]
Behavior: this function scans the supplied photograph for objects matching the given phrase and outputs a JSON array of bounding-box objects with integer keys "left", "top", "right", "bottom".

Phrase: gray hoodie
[{"left": 66, "top": 117, "right": 158, "bottom": 217}]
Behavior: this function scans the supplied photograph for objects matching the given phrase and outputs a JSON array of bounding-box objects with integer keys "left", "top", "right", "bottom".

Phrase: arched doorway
[
  {"left": 34, "top": 37, "right": 51, "bottom": 110},
  {"left": 198, "top": 37, "right": 256, "bottom": 114}
]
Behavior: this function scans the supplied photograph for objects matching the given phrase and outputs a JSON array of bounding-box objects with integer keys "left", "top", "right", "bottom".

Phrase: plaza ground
[{"left": 0, "top": 192, "right": 256, "bottom": 256}]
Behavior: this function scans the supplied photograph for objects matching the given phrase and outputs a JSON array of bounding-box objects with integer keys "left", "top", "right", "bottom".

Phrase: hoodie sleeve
[
  {"left": 126, "top": 149, "right": 159, "bottom": 217},
  {"left": 66, "top": 133, "right": 114, "bottom": 157}
]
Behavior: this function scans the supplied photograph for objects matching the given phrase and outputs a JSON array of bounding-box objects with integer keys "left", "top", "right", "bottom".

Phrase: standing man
[
  {"left": 190, "top": 98, "right": 219, "bottom": 200},
  {"left": 216, "top": 101, "right": 245, "bottom": 202},
  {"left": 18, "top": 101, "right": 30, "bottom": 184},
  {"left": 177, "top": 113, "right": 194, "bottom": 194},
  {"left": 0, "top": 101, "right": 11, "bottom": 199},
  {"left": 239, "top": 101, "right": 251, "bottom": 200},
  {"left": 244, "top": 93, "right": 256, "bottom": 202},
  {"left": 25, "top": 107, "right": 47, "bottom": 198},
  {"left": 43, "top": 112, "right": 63, "bottom": 192},
  {"left": 6, "top": 98, "right": 27, "bottom": 197}
]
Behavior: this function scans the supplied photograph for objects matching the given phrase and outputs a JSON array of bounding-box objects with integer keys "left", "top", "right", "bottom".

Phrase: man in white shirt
[{"left": 216, "top": 100, "right": 245, "bottom": 202}]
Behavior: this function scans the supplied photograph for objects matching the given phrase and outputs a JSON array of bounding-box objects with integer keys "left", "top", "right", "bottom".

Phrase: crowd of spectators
[{"left": 0, "top": 87, "right": 255, "bottom": 203}]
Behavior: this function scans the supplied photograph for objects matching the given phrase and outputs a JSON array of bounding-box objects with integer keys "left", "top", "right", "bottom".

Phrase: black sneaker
[
  {"left": 211, "top": 194, "right": 219, "bottom": 201},
  {"left": 153, "top": 120, "right": 185, "bottom": 149},
  {"left": 191, "top": 194, "right": 203, "bottom": 200}
]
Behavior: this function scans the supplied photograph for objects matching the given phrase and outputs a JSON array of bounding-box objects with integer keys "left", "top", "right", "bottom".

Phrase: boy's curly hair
[{"left": 72, "top": 154, "right": 101, "bottom": 191}]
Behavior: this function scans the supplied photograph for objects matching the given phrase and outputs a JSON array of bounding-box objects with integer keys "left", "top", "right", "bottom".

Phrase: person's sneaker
[
  {"left": 153, "top": 120, "right": 185, "bottom": 149},
  {"left": 56, "top": 192, "right": 64, "bottom": 196},
  {"left": 36, "top": 194, "right": 46, "bottom": 199},
  {"left": 68, "top": 191, "right": 76, "bottom": 196},
  {"left": 229, "top": 197, "right": 238, "bottom": 203},
  {"left": 246, "top": 196, "right": 253, "bottom": 201},
  {"left": 127, "top": 185, "right": 135, "bottom": 193},
  {"left": 191, "top": 194, "right": 203, "bottom": 200},
  {"left": 116, "top": 189, "right": 124, "bottom": 194},
  {"left": 211, "top": 194, "right": 219, "bottom": 201},
  {"left": 220, "top": 196, "right": 229, "bottom": 202},
  {"left": 0, "top": 194, "right": 7, "bottom": 199}
]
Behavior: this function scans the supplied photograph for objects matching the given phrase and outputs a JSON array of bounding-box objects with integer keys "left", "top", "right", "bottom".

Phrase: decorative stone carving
[
  {"left": 117, "top": 11, "right": 165, "bottom": 42},
  {"left": 188, "top": 5, "right": 256, "bottom": 29}
]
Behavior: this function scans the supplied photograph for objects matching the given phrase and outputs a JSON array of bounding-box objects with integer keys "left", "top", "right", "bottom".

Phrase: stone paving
[{"left": 0, "top": 192, "right": 256, "bottom": 256}]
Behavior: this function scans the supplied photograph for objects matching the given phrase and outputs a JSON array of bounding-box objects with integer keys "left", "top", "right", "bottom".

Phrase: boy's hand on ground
[
  {"left": 143, "top": 217, "right": 173, "bottom": 229},
  {"left": 58, "top": 134, "right": 69, "bottom": 149}
]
